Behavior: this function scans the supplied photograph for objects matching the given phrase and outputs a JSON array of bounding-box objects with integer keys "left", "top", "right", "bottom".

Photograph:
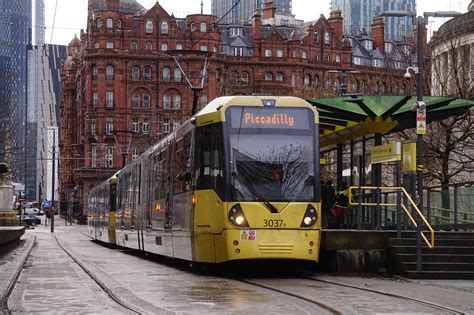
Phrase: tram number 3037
[{"left": 263, "top": 219, "right": 286, "bottom": 228}]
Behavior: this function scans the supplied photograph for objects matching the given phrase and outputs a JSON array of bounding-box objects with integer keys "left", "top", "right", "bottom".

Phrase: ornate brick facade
[{"left": 59, "top": 0, "right": 413, "bottom": 215}]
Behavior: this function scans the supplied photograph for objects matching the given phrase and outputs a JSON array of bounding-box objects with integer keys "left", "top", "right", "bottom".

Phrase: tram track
[
  {"left": 305, "top": 276, "right": 466, "bottom": 315},
  {"left": 53, "top": 235, "right": 143, "bottom": 314},
  {"left": 0, "top": 236, "right": 36, "bottom": 315}
]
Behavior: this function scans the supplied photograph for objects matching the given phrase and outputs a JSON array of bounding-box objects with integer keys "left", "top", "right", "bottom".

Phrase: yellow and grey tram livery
[
  {"left": 88, "top": 175, "right": 117, "bottom": 244},
  {"left": 89, "top": 96, "right": 321, "bottom": 263}
]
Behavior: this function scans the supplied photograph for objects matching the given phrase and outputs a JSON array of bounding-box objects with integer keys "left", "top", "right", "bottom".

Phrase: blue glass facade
[
  {"left": 330, "top": 0, "right": 416, "bottom": 41},
  {"left": 0, "top": 0, "right": 32, "bottom": 187},
  {"left": 212, "top": 0, "right": 293, "bottom": 24}
]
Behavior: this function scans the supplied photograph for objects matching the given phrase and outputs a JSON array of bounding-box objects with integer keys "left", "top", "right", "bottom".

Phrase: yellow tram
[{"left": 88, "top": 96, "right": 321, "bottom": 263}]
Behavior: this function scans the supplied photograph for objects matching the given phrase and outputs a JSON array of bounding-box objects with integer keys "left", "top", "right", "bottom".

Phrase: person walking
[{"left": 321, "top": 180, "right": 335, "bottom": 228}]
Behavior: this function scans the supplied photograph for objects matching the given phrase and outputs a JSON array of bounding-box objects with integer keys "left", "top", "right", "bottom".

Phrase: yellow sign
[
  {"left": 371, "top": 142, "right": 401, "bottom": 164},
  {"left": 403, "top": 143, "right": 417, "bottom": 172}
]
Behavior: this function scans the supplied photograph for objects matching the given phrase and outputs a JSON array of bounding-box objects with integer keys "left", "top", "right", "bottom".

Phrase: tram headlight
[
  {"left": 300, "top": 205, "right": 318, "bottom": 228},
  {"left": 228, "top": 204, "right": 249, "bottom": 227}
]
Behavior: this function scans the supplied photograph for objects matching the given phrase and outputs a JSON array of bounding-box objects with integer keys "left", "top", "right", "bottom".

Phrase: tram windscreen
[{"left": 226, "top": 106, "right": 316, "bottom": 202}]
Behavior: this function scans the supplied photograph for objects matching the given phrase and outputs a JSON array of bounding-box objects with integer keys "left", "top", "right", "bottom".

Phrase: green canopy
[{"left": 308, "top": 96, "right": 474, "bottom": 148}]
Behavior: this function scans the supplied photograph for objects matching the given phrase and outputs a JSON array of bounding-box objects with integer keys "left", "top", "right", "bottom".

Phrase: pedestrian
[
  {"left": 45, "top": 209, "right": 51, "bottom": 226},
  {"left": 329, "top": 182, "right": 349, "bottom": 229},
  {"left": 321, "top": 180, "right": 335, "bottom": 228}
]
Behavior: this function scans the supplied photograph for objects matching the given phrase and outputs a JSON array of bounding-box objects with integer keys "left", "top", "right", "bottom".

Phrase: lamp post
[{"left": 381, "top": 9, "right": 462, "bottom": 271}]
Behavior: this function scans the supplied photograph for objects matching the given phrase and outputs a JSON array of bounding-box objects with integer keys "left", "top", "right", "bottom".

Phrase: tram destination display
[{"left": 227, "top": 107, "right": 312, "bottom": 130}]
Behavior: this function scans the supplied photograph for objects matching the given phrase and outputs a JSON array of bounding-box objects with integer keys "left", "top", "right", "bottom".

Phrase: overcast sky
[{"left": 44, "top": 0, "right": 471, "bottom": 45}]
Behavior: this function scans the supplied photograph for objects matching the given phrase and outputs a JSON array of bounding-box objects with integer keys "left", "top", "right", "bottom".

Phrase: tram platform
[{"left": 0, "top": 227, "right": 25, "bottom": 246}]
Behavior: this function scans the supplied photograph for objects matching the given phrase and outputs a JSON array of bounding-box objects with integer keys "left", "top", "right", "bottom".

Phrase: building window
[
  {"left": 94, "top": 42, "right": 99, "bottom": 49},
  {"left": 265, "top": 49, "right": 272, "bottom": 57},
  {"left": 92, "top": 66, "right": 98, "bottom": 80},
  {"left": 132, "top": 93, "right": 140, "bottom": 107},
  {"left": 276, "top": 49, "right": 283, "bottom": 58},
  {"left": 91, "top": 145, "right": 98, "bottom": 168},
  {"left": 324, "top": 54, "right": 330, "bottom": 62},
  {"left": 146, "top": 42, "right": 153, "bottom": 50},
  {"left": 374, "top": 59, "right": 381, "bottom": 67},
  {"left": 106, "top": 117, "right": 114, "bottom": 135},
  {"left": 176, "top": 43, "right": 183, "bottom": 50},
  {"left": 265, "top": 72, "right": 273, "bottom": 81},
  {"left": 117, "top": 20, "right": 122, "bottom": 29},
  {"left": 292, "top": 73, "right": 297, "bottom": 87},
  {"left": 163, "top": 119, "right": 170, "bottom": 133},
  {"left": 200, "top": 94, "right": 208, "bottom": 109},
  {"left": 313, "top": 53, "right": 319, "bottom": 61},
  {"left": 302, "top": 51, "right": 308, "bottom": 59},
  {"left": 233, "top": 47, "right": 244, "bottom": 56},
  {"left": 131, "top": 41, "right": 138, "bottom": 50},
  {"left": 163, "top": 67, "right": 171, "bottom": 81},
  {"left": 132, "top": 148, "right": 140, "bottom": 160},
  {"left": 275, "top": 72, "right": 284, "bottom": 81},
  {"left": 146, "top": 20, "right": 153, "bottom": 33},
  {"left": 106, "top": 41, "right": 113, "bottom": 49},
  {"left": 161, "top": 43, "right": 168, "bottom": 51},
  {"left": 173, "top": 120, "right": 181, "bottom": 130},
  {"left": 132, "top": 66, "right": 140, "bottom": 80},
  {"left": 105, "top": 146, "right": 114, "bottom": 168},
  {"left": 174, "top": 68, "right": 182, "bottom": 82},
  {"left": 172, "top": 94, "right": 181, "bottom": 109},
  {"left": 142, "top": 119, "right": 150, "bottom": 133},
  {"left": 336, "top": 54, "right": 341, "bottom": 63},
  {"left": 304, "top": 74, "right": 311, "bottom": 85},
  {"left": 241, "top": 72, "right": 249, "bottom": 86},
  {"left": 143, "top": 92, "right": 151, "bottom": 107},
  {"left": 92, "top": 92, "right": 98, "bottom": 107},
  {"left": 163, "top": 94, "right": 170, "bottom": 109},
  {"left": 106, "top": 91, "right": 114, "bottom": 108},
  {"left": 90, "top": 119, "right": 96, "bottom": 136},
  {"left": 107, "top": 18, "right": 113, "bottom": 28},
  {"left": 230, "top": 27, "right": 241, "bottom": 37},
  {"left": 230, "top": 71, "right": 238, "bottom": 84},
  {"left": 161, "top": 21, "right": 169, "bottom": 34},
  {"left": 200, "top": 22, "right": 207, "bottom": 32},
  {"left": 353, "top": 56, "right": 361, "bottom": 65},
  {"left": 324, "top": 31, "right": 330, "bottom": 44},
  {"left": 132, "top": 118, "right": 139, "bottom": 133},
  {"left": 143, "top": 66, "right": 152, "bottom": 81},
  {"left": 191, "top": 23, "right": 196, "bottom": 32},
  {"left": 106, "top": 65, "right": 114, "bottom": 80},
  {"left": 96, "top": 18, "right": 102, "bottom": 28},
  {"left": 314, "top": 31, "right": 319, "bottom": 43},
  {"left": 200, "top": 45, "right": 208, "bottom": 52}
]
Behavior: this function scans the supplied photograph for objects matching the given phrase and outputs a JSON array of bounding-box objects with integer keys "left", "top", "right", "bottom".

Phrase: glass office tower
[
  {"left": 212, "top": 0, "right": 293, "bottom": 24},
  {"left": 330, "top": 0, "right": 416, "bottom": 41}
]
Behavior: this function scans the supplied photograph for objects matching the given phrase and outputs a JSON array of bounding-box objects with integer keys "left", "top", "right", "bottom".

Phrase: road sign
[{"left": 416, "top": 106, "right": 426, "bottom": 134}]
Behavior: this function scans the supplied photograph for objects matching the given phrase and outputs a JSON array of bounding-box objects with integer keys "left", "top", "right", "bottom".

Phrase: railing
[{"left": 348, "top": 186, "right": 435, "bottom": 249}]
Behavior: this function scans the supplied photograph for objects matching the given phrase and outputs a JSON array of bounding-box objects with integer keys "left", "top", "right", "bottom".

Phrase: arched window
[
  {"left": 163, "top": 91, "right": 181, "bottom": 109},
  {"left": 143, "top": 66, "right": 152, "bottom": 81},
  {"left": 132, "top": 93, "right": 140, "bottom": 107},
  {"left": 174, "top": 68, "right": 182, "bottom": 82},
  {"left": 92, "top": 65, "right": 98, "bottom": 80},
  {"left": 145, "top": 20, "right": 154, "bottom": 33},
  {"left": 163, "top": 94, "right": 170, "bottom": 109},
  {"left": 230, "top": 71, "right": 239, "bottom": 84},
  {"left": 324, "top": 31, "right": 330, "bottom": 44},
  {"left": 264, "top": 72, "right": 273, "bottom": 81},
  {"left": 275, "top": 72, "right": 284, "bottom": 81},
  {"left": 200, "top": 22, "right": 207, "bottom": 32},
  {"left": 241, "top": 72, "right": 249, "bottom": 86},
  {"left": 172, "top": 94, "right": 181, "bottom": 109},
  {"left": 304, "top": 74, "right": 311, "bottom": 85},
  {"left": 106, "top": 18, "right": 113, "bottom": 28},
  {"left": 145, "top": 42, "right": 153, "bottom": 50},
  {"left": 161, "top": 21, "right": 169, "bottom": 34},
  {"left": 106, "top": 65, "right": 114, "bottom": 80},
  {"left": 163, "top": 67, "right": 171, "bottom": 81},
  {"left": 132, "top": 66, "right": 140, "bottom": 80},
  {"left": 143, "top": 92, "right": 151, "bottom": 107}
]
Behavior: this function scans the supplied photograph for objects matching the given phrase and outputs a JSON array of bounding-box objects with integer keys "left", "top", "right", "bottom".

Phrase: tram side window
[
  {"left": 194, "top": 124, "right": 225, "bottom": 198},
  {"left": 174, "top": 132, "right": 193, "bottom": 194}
]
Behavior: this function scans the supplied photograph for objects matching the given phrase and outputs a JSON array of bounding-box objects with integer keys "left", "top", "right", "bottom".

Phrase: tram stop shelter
[{"left": 307, "top": 95, "right": 474, "bottom": 226}]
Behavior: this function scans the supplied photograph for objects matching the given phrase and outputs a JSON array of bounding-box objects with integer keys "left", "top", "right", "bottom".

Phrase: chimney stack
[
  {"left": 263, "top": 0, "right": 276, "bottom": 19},
  {"left": 371, "top": 16, "right": 385, "bottom": 53},
  {"left": 253, "top": 9, "right": 261, "bottom": 57},
  {"left": 328, "top": 10, "right": 343, "bottom": 43}
]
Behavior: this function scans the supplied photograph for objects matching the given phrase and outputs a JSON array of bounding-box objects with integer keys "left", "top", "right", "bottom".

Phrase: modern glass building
[
  {"left": 27, "top": 44, "right": 67, "bottom": 202},
  {"left": 330, "top": 0, "right": 416, "bottom": 41},
  {"left": 0, "top": 0, "right": 44, "bottom": 200},
  {"left": 212, "top": 0, "right": 293, "bottom": 24}
]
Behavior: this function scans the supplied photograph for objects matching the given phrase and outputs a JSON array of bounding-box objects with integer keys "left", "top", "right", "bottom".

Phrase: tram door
[
  {"left": 136, "top": 163, "right": 145, "bottom": 251},
  {"left": 165, "top": 139, "right": 174, "bottom": 233}
]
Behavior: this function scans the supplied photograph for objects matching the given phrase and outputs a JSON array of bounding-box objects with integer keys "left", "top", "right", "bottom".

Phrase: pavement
[{"left": 1, "top": 217, "right": 474, "bottom": 314}]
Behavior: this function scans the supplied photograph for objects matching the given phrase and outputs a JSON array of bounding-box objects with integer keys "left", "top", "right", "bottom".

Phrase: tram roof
[{"left": 307, "top": 96, "right": 474, "bottom": 149}]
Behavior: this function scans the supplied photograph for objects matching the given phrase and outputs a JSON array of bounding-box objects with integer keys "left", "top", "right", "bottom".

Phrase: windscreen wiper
[{"left": 232, "top": 172, "right": 279, "bottom": 214}]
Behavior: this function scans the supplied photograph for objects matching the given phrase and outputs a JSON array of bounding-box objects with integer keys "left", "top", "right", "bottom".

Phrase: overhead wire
[{"left": 50, "top": 0, "right": 59, "bottom": 43}]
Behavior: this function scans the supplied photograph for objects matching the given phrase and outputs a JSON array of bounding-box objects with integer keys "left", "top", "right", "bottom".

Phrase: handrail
[{"left": 348, "top": 186, "right": 435, "bottom": 249}]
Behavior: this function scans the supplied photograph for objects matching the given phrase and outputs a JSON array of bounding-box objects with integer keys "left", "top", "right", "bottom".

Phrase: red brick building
[{"left": 59, "top": 0, "right": 413, "bottom": 215}]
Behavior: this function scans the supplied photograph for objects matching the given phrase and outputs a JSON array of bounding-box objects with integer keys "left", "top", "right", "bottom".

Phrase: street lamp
[{"left": 381, "top": 9, "right": 462, "bottom": 271}]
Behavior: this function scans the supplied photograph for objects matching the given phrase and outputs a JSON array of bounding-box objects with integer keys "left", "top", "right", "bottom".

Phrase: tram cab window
[{"left": 194, "top": 124, "right": 225, "bottom": 198}]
